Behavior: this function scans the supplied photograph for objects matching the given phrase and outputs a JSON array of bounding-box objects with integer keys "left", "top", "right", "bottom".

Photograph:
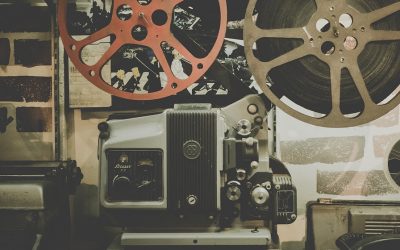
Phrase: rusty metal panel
[
  {"left": 14, "top": 39, "right": 52, "bottom": 66},
  {"left": 0, "top": 38, "right": 10, "bottom": 65},
  {"left": 16, "top": 107, "right": 52, "bottom": 132},
  {"left": 0, "top": 77, "right": 52, "bottom": 102},
  {"left": 0, "top": 5, "right": 50, "bottom": 32}
]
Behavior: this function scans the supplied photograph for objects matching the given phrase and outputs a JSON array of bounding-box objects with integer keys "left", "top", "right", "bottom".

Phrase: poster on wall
[
  {"left": 64, "top": 0, "right": 260, "bottom": 109},
  {"left": 68, "top": 36, "right": 112, "bottom": 108}
]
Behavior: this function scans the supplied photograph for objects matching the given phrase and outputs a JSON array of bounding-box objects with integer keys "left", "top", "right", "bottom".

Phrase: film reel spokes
[
  {"left": 244, "top": 0, "right": 400, "bottom": 127},
  {"left": 58, "top": 0, "right": 227, "bottom": 100}
]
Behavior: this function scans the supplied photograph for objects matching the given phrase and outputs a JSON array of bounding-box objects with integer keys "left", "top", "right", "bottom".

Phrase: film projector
[{"left": 57, "top": 0, "right": 400, "bottom": 249}]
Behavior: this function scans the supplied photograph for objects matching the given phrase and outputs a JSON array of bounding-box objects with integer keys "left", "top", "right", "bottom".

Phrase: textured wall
[
  {"left": 276, "top": 107, "right": 400, "bottom": 250},
  {"left": 0, "top": 5, "right": 54, "bottom": 161}
]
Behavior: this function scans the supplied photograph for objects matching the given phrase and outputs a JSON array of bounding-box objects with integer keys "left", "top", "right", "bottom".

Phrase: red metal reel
[{"left": 58, "top": 0, "right": 227, "bottom": 100}]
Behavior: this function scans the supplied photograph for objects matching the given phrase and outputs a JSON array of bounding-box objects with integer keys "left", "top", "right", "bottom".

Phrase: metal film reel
[
  {"left": 244, "top": 0, "right": 400, "bottom": 127},
  {"left": 58, "top": 0, "right": 227, "bottom": 101}
]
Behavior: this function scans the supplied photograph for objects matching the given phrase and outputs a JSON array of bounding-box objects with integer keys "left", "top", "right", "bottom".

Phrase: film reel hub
[
  {"left": 244, "top": 0, "right": 400, "bottom": 127},
  {"left": 58, "top": 0, "right": 227, "bottom": 101},
  {"left": 304, "top": 1, "right": 374, "bottom": 65}
]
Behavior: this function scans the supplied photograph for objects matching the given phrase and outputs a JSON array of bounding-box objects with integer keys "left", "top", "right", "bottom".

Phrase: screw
[
  {"left": 275, "top": 184, "right": 281, "bottom": 190},
  {"left": 139, "top": 12, "right": 150, "bottom": 23},
  {"left": 187, "top": 195, "right": 198, "bottom": 205},
  {"left": 340, "top": 57, "right": 345, "bottom": 63},
  {"left": 291, "top": 214, "right": 297, "bottom": 220},
  {"left": 247, "top": 104, "right": 258, "bottom": 115},
  {"left": 251, "top": 161, "right": 259, "bottom": 170},
  {"left": 334, "top": 31, "right": 339, "bottom": 37},
  {"left": 263, "top": 181, "right": 272, "bottom": 190},
  {"left": 254, "top": 116, "right": 263, "bottom": 125},
  {"left": 245, "top": 137, "right": 255, "bottom": 146}
]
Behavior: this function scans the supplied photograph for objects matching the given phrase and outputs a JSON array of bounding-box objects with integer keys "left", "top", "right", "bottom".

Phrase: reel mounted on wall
[
  {"left": 58, "top": 0, "right": 227, "bottom": 100},
  {"left": 244, "top": 0, "right": 400, "bottom": 127},
  {"left": 58, "top": 0, "right": 400, "bottom": 128}
]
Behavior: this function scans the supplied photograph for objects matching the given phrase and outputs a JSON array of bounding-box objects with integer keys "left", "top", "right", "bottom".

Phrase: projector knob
[
  {"left": 251, "top": 186, "right": 269, "bottom": 206},
  {"left": 226, "top": 181, "right": 241, "bottom": 201}
]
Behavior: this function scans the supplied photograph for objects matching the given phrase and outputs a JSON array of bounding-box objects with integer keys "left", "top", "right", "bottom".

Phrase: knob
[
  {"left": 236, "top": 169, "right": 247, "bottom": 181},
  {"left": 237, "top": 119, "right": 252, "bottom": 137},
  {"left": 251, "top": 186, "right": 269, "bottom": 206},
  {"left": 226, "top": 181, "right": 241, "bottom": 202}
]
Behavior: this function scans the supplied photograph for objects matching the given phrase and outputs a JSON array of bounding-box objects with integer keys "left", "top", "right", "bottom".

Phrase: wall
[
  {"left": 276, "top": 107, "right": 400, "bottom": 249},
  {"left": 0, "top": 4, "right": 54, "bottom": 161},
  {"left": 1, "top": 2, "right": 400, "bottom": 250}
]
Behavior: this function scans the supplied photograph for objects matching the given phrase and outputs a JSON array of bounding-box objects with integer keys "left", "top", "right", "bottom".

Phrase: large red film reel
[{"left": 58, "top": 0, "right": 227, "bottom": 100}]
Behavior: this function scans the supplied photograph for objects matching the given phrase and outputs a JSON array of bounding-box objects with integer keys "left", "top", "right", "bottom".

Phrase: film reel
[
  {"left": 244, "top": 0, "right": 400, "bottom": 127},
  {"left": 58, "top": 0, "right": 227, "bottom": 101}
]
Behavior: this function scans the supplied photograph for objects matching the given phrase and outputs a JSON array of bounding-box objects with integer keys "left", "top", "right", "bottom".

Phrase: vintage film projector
[{"left": 57, "top": 0, "right": 400, "bottom": 249}]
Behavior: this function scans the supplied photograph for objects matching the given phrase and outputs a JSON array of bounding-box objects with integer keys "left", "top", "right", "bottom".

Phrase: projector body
[{"left": 98, "top": 95, "right": 296, "bottom": 249}]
